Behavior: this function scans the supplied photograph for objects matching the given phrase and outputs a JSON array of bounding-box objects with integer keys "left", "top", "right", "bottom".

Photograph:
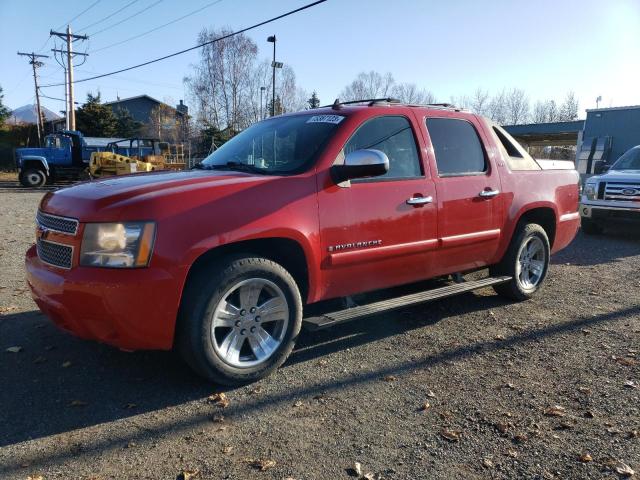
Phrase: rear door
[
  {"left": 318, "top": 114, "right": 438, "bottom": 299},
  {"left": 422, "top": 115, "right": 504, "bottom": 273}
]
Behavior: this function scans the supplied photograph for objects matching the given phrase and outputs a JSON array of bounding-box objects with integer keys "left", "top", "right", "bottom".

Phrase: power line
[
  {"left": 92, "top": 0, "right": 224, "bottom": 53},
  {"left": 75, "top": 67, "right": 183, "bottom": 90},
  {"left": 55, "top": 0, "right": 102, "bottom": 31},
  {"left": 77, "top": 0, "right": 140, "bottom": 33},
  {"left": 89, "top": 0, "right": 164, "bottom": 36},
  {"left": 41, "top": 0, "right": 327, "bottom": 88}
]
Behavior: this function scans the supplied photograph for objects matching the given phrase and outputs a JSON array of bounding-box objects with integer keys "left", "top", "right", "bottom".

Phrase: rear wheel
[
  {"left": 176, "top": 256, "right": 302, "bottom": 385},
  {"left": 581, "top": 217, "right": 604, "bottom": 235},
  {"left": 20, "top": 169, "right": 46, "bottom": 187},
  {"left": 491, "top": 223, "right": 550, "bottom": 301}
]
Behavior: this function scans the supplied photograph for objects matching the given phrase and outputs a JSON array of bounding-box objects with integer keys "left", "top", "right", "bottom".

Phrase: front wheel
[
  {"left": 490, "top": 223, "right": 550, "bottom": 301},
  {"left": 176, "top": 256, "right": 302, "bottom": 385},
  {"left": 19, "top": 169, "right": 46, "bottom": 187}
]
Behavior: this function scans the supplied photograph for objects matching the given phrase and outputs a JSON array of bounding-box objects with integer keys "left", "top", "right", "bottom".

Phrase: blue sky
[{"left": 1, "top": 0, "right": 639, "bottom": 117}]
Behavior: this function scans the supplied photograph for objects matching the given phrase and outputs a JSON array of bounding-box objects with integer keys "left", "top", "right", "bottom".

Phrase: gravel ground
[{"left": 0, "top": 185, "right": 638, "bottom": 480}]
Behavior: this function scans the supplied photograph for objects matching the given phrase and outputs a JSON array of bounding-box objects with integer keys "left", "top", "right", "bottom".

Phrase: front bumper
[
  {"left": 25, "top": 245, "right": 183, "bottom": 350},
  {"left": 580, "top": 203, "right": 640, "bottom": 223}
]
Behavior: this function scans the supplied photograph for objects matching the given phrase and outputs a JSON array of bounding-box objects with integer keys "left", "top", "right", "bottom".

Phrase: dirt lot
[{"left": 0, "top": 186, "right": 638, "bottom": 480}]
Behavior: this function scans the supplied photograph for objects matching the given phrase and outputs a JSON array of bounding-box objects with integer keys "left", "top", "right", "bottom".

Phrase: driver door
[{"left": 317, "top": 115, "right": 438, "bottom": 299}]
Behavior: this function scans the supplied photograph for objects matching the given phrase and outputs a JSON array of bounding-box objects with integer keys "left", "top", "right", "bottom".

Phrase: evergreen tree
[
  {"left": 75, "top": 92, "right": 118, "bottom": 137},
  {"left": 268, "top": 96, "right": 284, "bottom": 116},
  {"left": 113, "top": 107, "right": 142, "bottom": 137},
  {"left": 0, "top": 85, "right": 10, "bottom": 125},
  {"left": 307, "top": 91, "right": 320, "bottom": 109}
]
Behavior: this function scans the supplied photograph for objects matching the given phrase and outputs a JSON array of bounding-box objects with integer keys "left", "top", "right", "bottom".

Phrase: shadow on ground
[
  {"left": 1, "top": 299, "right": 637, "bottom": 475},
  {"left": 1, "top": 227, "right": 638, "bottom": 474},
  {"left": 0, "top": 284, "right": 504, "bottom": 450}
]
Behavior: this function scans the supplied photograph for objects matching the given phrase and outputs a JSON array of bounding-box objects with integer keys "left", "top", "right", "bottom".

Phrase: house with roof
[{"left": 103, "top": 95, "right": 188, "bottom": 124}]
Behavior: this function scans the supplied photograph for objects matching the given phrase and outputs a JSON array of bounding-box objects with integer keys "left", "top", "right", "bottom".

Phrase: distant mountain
[{"left": 7, "top": 104, "right": 61, "bottom": 125}]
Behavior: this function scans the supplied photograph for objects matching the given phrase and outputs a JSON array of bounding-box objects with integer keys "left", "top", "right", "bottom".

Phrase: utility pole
[
  {"left": 17, "top": 51, "right": 48, "bottom": 146},
  {"left": 51, "top": 26, "right": 88, "bottom": 130},
  {"left": 260, "top": 86, "right": 265, "bottom": 120}
]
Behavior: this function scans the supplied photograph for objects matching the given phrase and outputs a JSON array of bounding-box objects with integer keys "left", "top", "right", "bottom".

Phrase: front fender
[
  {"left": 19, "top": 156, "right": 49, "bottom": 174},
  {"left": 179, "top": 227, "right": 321, "bottom": 302}
]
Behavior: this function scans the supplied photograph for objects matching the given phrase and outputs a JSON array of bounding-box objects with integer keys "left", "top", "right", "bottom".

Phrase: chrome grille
[
  {"left": 37, "top": 239, "right": 73, "bottom": 269},
  {"left": 36, "top": 211, "right": 79, "bottom": 235},
  {"left": 604, "top": 182, "right": 640, "bottom": 202}
]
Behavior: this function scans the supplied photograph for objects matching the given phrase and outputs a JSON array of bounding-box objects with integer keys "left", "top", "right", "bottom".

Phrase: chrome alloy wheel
[
  {"left": 516, "top": 236, "right": 546, "bottom": 289},
  {"left": 211, "top": 278, "right": 289, "bottom": 368}
]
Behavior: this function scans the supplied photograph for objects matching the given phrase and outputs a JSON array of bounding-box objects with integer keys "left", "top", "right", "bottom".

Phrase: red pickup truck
[{"left": 26, "top": 100, "right": 580, "bottom": 385}]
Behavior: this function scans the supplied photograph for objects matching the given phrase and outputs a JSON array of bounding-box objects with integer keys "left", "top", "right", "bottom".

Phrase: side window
[
  {"left": 344, "top": 116, "right": 422, "bottom": 180},
  {"left": 426, "top": 118, "right": 487, "bottom": 176}
]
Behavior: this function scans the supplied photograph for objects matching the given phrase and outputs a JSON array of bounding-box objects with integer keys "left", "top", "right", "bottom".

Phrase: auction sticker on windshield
[{"left": 306, "top": 115, "right": 345, "bottom": 124}]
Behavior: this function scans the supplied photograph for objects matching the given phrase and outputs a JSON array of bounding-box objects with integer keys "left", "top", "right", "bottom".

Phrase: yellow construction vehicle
[{"left": 89, "top": 138, "right": 177, "bottom": 178}]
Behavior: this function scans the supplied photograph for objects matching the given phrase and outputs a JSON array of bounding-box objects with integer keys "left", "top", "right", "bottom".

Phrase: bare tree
[
  {"left": 505, "top": 88, "right": 529, "bottom": 125},
  {"left": 547, "top": 100, "right": 559, "bottom": 122},
  {"left": 340, "top": 71, "right": 395, "bottom": 101},
  {"left": 144, "top": 103, "right": 183, "bottom": 142},
  {"left": 470, "top": 88, "right": 490, "bottom": 116},
  {"left": 532, "top": 100, "right": 548, "bottom": 123},
  {"left": 449, "top": 94, "right": 472, "bottom": 110},
  {"left": 487, "top": 89, "right": 508, "bottom": 124},
  {"left": 391, "top": 83, "right": 435, "bottom": 104},
  {"left": 185, "top": 27, "right": 258, "bottom": 132}
]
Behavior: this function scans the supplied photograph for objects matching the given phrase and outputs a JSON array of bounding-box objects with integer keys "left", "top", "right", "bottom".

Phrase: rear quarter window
[{"left": 492, "top": 124, "right": 541, "bottom": 171}]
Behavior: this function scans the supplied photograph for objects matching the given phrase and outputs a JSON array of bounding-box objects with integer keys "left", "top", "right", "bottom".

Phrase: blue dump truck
[{"left": 15, "top": 130, "right": 112, "bottom": 187}]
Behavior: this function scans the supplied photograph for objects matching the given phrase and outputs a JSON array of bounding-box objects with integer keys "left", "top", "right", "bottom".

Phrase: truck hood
[
  {"left": 40, "top": 170, "right": 278, "bottom": 221},
  {"left": 16, "top": 147, "right": 46, "bottom": 158},
  {"left": 595, "top": 169, "right": 640, "bottom": 182}
]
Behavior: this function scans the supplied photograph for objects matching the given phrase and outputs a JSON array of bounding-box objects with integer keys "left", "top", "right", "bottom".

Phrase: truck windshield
[
  {"left": 200, "top": 114, "right": 343, "bottom": 174},
  {"left": 611, "top": 146, "right": 640, "bottom": 170}
]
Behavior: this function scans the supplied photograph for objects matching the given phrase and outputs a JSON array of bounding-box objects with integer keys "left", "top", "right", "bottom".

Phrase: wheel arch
[
  {"left": 20, "top": 156, "right": 49, "bottom": 175},
  {"left": 517, "top": 206, "right": 557, "bottom": 248},
  {"left": 182, "top": 237, "right": 311, "bottom": 306}
]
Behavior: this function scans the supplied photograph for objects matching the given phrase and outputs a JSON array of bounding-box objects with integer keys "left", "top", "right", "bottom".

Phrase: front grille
[
  {"left": 604, "top": 182, "right": 640, "bottom": 202},
  {"left": 37, "top": 239, "right": 73, "bottom": 269},
  {"left": 36, "top": 211, "right": 79, "bottom": 235}
]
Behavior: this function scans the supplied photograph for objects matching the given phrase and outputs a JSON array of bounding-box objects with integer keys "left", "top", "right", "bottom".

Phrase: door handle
[
  {"left": 479, "top": 189, "right": 500, "bottom": 198},
  {"left": 406, "top": 196, "right": 433, "bottom": 205}
]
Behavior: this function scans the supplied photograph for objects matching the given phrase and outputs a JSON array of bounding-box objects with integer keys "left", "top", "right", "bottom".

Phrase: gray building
[
  {"left": 103, "top": 95, "right": 188, "bottom": 124},
  {"left": 504, "top": 105, "right": 640, "bottom": 175}
]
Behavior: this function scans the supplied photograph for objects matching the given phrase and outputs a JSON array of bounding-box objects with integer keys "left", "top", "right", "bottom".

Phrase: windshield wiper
[
  {"left": 190, "top": 162, "right": 210, "bottom": 170},
  {"left": 208, "top": 162, "right": 267, "bottom": 174}
]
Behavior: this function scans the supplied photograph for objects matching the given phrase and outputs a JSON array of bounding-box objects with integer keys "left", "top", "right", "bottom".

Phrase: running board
[{"left": 303, "top": 276, "right": 512, "bottom": 331}]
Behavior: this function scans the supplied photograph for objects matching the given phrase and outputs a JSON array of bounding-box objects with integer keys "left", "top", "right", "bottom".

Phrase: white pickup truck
[{"left": 580, "top": 145, "right": 640, "bottom": 234}]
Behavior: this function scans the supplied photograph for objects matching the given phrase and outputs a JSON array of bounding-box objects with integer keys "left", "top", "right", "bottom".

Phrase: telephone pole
[
  {"left": 51, "top": 26, "right": 88, "bottom": 130},
  {"left": 17, "top": 51, "right": 48, "bottom": 146}
]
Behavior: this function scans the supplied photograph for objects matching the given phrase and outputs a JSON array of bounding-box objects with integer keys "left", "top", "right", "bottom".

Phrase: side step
[{"left": 303, "top": 276, "right": 512, "bottom": 331}]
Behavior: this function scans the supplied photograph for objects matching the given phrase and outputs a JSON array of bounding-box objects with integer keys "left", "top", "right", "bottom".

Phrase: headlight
[
  {"left": 80, "top": 222, "right": 155, "bottom": 268},
  {"left": 584, "top": 183, "right": 597, "bottom": 200}
]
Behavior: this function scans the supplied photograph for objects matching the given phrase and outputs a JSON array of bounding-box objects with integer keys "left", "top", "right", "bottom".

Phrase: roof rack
[
  {"left": 320, "top": 98, "right": 462, "bottom": 112},
  {"left": 322, "top": 98, "right": 401, "bottom": 110}
]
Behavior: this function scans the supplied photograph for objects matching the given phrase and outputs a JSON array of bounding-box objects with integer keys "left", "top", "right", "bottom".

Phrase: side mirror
[
  {"left": 331, "top": 149, "right": 389, "bottom": 184},
  {"left": 593, "top": 160, "right": 609, "bottom": 174}
]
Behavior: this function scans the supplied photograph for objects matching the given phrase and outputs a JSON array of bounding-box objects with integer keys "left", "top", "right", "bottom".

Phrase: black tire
[
  {"left": 176, "top": 256, "right": 303, "bottom": 385},
  {"left": 490, "top": 223, "right": 550, "bottom": 301},
  {"left": 581, "top": 217, "right": 604, "bottom": 235},
  {"left": 19, "top": 168, "right": 46, "bottom": 187}
]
